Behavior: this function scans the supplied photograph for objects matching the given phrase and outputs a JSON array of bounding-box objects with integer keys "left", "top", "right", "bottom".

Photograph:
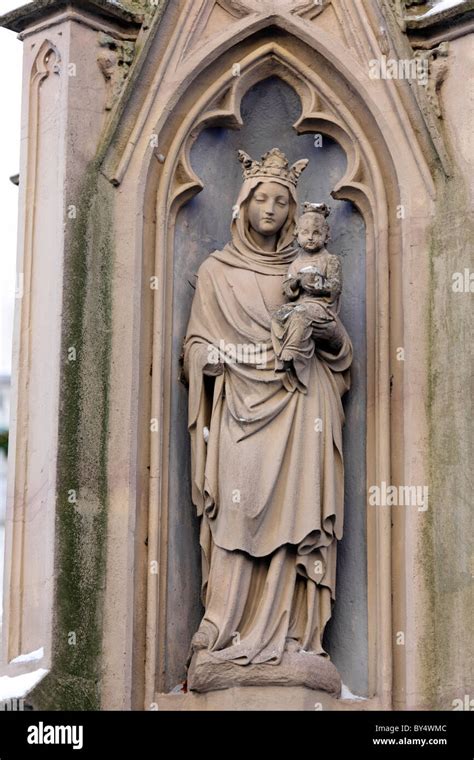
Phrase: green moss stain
[
  {"left": 25, "top": 0, "right": 171, "bottom": 713},
  {"left": 119, "top": 0, "right": 148, "bottom": 10},
  {"left": 31, "top": 164, "right": 114, "bottom": 710},
  {"left": 421, "top": 174, "right": 474, "bottom": 709}
]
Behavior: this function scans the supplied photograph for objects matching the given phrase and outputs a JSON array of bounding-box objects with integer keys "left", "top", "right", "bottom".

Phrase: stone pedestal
[
  {"left": 187, "top": 650, "right": 342, "bottom": 697},
  {"left": 156, "top": 686, "right": 371, "bottom": 711}
]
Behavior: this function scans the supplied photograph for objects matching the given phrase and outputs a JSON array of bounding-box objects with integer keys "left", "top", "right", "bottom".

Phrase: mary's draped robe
[{"left": 183, "top": 176, "right": 352, "bottom": 666}]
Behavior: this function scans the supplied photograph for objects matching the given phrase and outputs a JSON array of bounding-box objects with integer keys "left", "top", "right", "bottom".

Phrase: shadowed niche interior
[{"left": 166, "top": 76, "right": 367, "bottom": 696}]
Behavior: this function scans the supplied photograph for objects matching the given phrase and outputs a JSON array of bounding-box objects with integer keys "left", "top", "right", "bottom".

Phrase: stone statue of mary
[{"left": 183, "top": 148, "right": 353, "bottom": 693}]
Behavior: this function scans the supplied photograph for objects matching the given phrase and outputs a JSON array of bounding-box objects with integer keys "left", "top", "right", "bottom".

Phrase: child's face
[{"left": 296, "top": 214, "right": 327, "bottom": 252}]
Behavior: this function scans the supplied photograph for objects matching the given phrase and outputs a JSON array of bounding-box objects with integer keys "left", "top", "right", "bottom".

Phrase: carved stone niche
[
  {"left": 171, "top": 76, "right": 367, "bottom": 699},
  {"left": 138, "top": 44, "right": 389, "bottom": 708},
  {"left": 97, "top": 32, "right": 135, "bottom": 111},
  {"left": 100, "top": 2, "right": 437, "bottom": 711}
]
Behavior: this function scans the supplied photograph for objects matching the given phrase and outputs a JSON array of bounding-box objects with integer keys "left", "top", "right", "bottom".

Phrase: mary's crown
[{"left": 237, "top": 147, "right": 308, "bottom": 187}]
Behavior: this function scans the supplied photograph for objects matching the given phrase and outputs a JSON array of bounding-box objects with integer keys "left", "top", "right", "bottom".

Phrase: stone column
[{"left": 0, "top": 0, "right": 141, "bottom": 709}]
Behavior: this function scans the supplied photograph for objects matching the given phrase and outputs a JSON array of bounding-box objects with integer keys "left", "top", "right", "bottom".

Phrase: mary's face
[{"left": 247, "top": 182, "right": 290, "bottom": 236}]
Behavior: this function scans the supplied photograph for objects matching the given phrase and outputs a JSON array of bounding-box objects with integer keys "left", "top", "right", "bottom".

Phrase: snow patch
[
  {"left": 107, "top": 0, "right": 133, "bottom": 9},
  {"left": 10, "top": 647, "right": 44, "bottom": 665},
  {"left": 341, "top": 683, "right": 367, "bottom": 701},
  {"left": 415, "top": 0, "right": 467, "bottom": 19},
  {"left": 0, "top": 668, "right": 48, "bottom": 701}
]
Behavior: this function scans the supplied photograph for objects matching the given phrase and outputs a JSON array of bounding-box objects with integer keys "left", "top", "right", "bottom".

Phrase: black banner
[{"left": 0, "top": 709, "right": 472, "bottom": 757}]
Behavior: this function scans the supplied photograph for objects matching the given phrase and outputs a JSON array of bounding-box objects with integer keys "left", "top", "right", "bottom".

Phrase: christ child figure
[{"left": 272, "top": 202, "right": 343, "bottom": 374}]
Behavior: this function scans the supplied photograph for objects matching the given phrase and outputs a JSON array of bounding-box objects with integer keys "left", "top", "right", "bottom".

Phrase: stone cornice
[
  {"left": 0, "top": 0, "right": 143, "bottom": 33},
  {"left": 405, "top": 0, "right": 474, "bottom": 45},
  {"left": 405, "top": 0, "right": 474, "bottom": 29}
]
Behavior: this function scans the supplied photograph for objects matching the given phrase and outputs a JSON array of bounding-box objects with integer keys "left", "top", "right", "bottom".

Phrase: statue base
[
  {"left": 156, "top": 686, "right": 375, "bottom": 711},
  {"left": 187, "top": 649, "right": 341, "bottom": 697}
]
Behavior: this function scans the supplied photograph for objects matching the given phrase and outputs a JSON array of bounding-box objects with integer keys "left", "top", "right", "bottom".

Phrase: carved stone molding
[
  {"left": 386, "top": 0, "right": 407, "bottom": 31},
  {"left": 168, "top": 46, "right": 374, "bottom": 219},
  {"left": 97, "top": 0, "right": 450, "bottom": 189},
  {"left": 33, "top": 38, "right": 61, "bottom": 78},
  {"left": 97, "top": 32, "right": 135, "bottom": 111},
  {"left": 3, "top": 39, "right": 61, "bottom": 664},
  {"left": 217, "top": 0, "right": 330, "bottom": 20},
  {"left": 0, "top": 0, "right": 142, "bottom": 34},
  {"left": 414, "top": 41, "right": 450, "bottom": 118}
]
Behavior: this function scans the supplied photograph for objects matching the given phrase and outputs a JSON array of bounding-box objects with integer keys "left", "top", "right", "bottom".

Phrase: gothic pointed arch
[{"left": 101, "top": 1, "right": 438, "bottom": 708}]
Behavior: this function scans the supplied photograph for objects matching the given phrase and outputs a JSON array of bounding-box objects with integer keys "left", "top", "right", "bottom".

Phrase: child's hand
[
  {"left": 283, "top": 276, "right": 301, "bottom": 300},
  {"left": 300, "top": 270, "right": 318, "bottom": 290}
]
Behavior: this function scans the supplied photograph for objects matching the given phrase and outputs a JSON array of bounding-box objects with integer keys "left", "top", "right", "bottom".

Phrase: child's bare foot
[{"left": 191, "top": 629, "right": 210, "bottom": 651}]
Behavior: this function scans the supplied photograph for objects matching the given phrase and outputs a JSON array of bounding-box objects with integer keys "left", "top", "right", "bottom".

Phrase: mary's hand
[
  {"left": 300, "top": 271, "right": 326, "bottom": 294},
  {"left": 312, "top": 319, "right": 344, "bottom": 354}
]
